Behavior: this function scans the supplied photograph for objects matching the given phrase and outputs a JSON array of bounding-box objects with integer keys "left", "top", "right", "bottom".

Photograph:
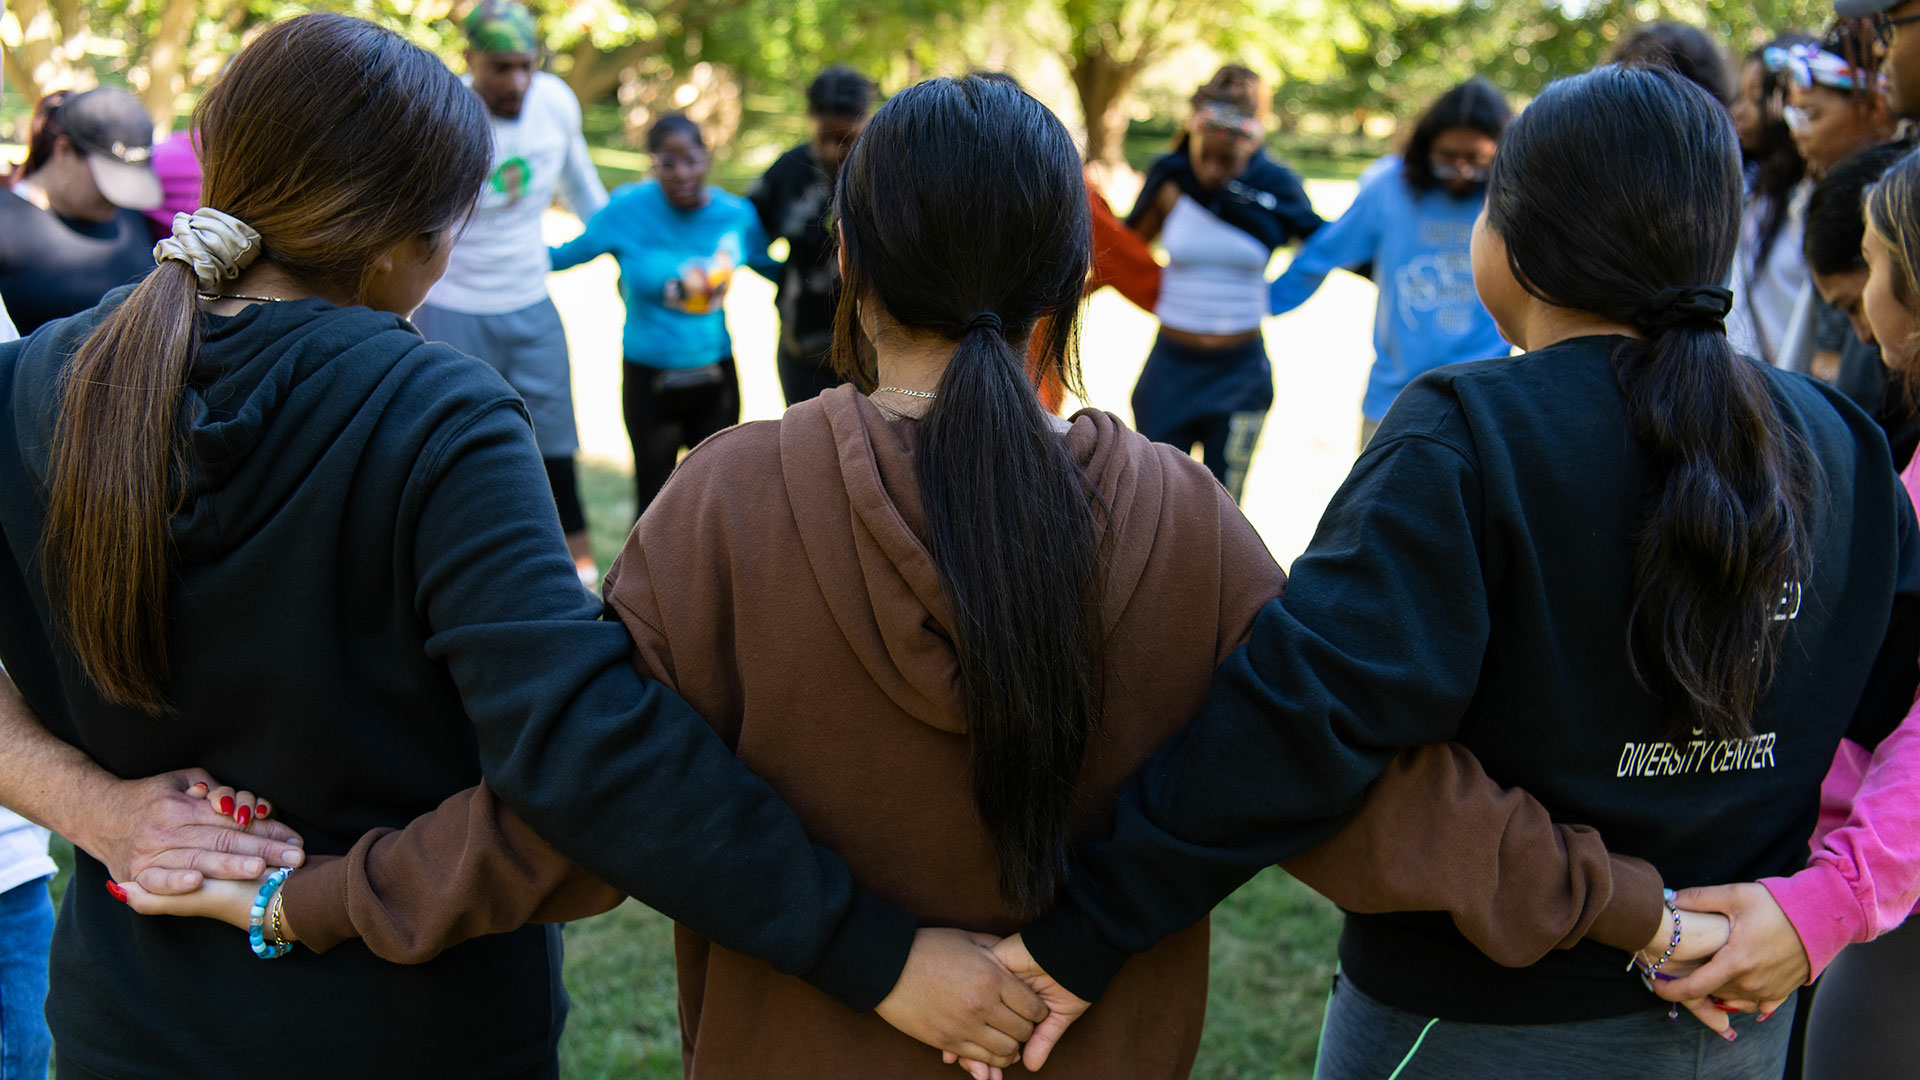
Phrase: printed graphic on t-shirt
[
  {"left": 664, "top": 236, "right": 743, "bottom": 314},
  {"left": 1617, "top": 577, "right": 1800, "bottom": 779},
  {"left": 1395, "top": 249, "right": 1478, "bottom": 335},
  {"left": 491, "top": 156, "right": 532, "bottom": 205},
  {"left": 1616, "top": 732, "right": 1780, "bottom": 777}
]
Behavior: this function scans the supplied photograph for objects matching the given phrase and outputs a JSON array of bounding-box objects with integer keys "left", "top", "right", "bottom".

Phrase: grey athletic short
[{"left": 413, "top": 298, "right": 579, "bottom": 458}]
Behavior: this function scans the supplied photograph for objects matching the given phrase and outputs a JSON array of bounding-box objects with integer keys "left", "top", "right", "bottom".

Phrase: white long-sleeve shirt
[{"left": 425, "top": 72, "right": 608, "bottom": 315}]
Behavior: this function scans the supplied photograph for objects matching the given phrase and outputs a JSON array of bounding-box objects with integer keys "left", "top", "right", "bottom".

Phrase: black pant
[
  {"left": 621, "top": 358, "right": 739, "bottom": 519},
  {"left": 1798, "top": 917, "right": 1920, "bottom": 1080},
  {"left": 542, "top": 456, "right": 586, "bottom": 535},
  {"left": 776, "top": 342, "right": 843, "bottom": 406}
]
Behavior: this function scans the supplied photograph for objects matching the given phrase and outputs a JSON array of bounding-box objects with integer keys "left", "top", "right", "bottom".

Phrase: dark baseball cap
[
  {"left": 52, "top": 87, "right": 162, "bottom": 212},
  {"left": 1836, "top": 0, "right": 1899, "bottom": 16}
]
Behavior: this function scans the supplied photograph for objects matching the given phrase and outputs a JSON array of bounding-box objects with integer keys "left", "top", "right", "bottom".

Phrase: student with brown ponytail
[
  {"left": 0, "top": 14, "right": 1050, "bottom": 1078},
  {"left": 994, "top": 65, "right": 1920, "bottom": 1078}
]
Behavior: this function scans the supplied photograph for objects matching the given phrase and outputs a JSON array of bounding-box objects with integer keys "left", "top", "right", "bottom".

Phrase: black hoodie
[
  {"left": 1024, "top": 336, "right": 1920, "bottom": 1024},
  {"left": 0, "top": 289, "right": 910, "bottom": 1078}
]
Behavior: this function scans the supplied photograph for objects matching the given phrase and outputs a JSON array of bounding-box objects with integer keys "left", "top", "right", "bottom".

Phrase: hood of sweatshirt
[
  {"left": 775, "top": 385, "right": 1173, "bottom": 734},
  {"left": 11, "top": 286, "right": 471, "bottom": 563}
]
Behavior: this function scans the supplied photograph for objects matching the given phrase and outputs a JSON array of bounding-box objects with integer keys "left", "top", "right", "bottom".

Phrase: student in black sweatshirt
[
  {"left": 991, "top": 65, "right": 1920, "bottom": 1078},
  {"left": 748, "top": 67, "right": 875, "bottom": 405},
  {"left": 0, "top": 15, "right": 1038, "bottom": 1079}
]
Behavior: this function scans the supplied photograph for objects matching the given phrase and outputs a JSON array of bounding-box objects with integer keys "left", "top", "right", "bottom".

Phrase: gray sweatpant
[{"left": 1314, "top": 971, "right": 1796, "bottom": 1079}]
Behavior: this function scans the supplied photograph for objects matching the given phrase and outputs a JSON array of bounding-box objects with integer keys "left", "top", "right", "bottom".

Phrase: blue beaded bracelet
[{"left": 247, "top": 867, "right": 293, "bottom": 960}]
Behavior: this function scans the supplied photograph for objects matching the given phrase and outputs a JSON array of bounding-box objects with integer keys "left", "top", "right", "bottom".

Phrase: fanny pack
[{"left": 653, "top": 363, "right": 726, "bottom": 394}]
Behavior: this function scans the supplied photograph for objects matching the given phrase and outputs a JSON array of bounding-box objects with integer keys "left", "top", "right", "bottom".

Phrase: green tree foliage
[
  {"left": 1, "top": 0, "right": 1856, "bottom": 157},
  {"left": 1291, "top": 0, "right": 1842, "bottom": 130}
]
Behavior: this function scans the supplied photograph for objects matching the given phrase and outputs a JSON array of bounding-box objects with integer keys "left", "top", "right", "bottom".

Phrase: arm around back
[
  {"left": 1025, "top": 422, "right": 1498, "bottom": 1000},
  {"left": 401, "top": 385, "right": 914, "bottom": 1009},
  {"left": 279, "top": 781, "right": 623, "bottom": 961}
]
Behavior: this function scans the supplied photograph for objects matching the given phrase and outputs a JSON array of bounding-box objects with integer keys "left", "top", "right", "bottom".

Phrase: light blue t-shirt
[
  {"left": 550, "top": 180, "right": 774, "bottom": 369},
  {"left": 1269, "top": 157, "right": 1510, "bottom": 421}
]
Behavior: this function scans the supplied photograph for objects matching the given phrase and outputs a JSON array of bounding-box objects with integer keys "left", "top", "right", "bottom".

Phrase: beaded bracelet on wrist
[{"left": 248, "top": 867, "right": 294, "bottom": 960}]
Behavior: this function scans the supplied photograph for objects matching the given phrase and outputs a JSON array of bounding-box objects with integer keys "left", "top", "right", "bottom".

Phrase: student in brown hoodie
[{"left": 115, "top": 74, "right": 1736, "bottom": 1075}]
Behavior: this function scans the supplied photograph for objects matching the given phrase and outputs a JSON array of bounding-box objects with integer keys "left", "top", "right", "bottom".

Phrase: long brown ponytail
[{"left": 43, "top": 13, "right": 491, "bottom": 713}]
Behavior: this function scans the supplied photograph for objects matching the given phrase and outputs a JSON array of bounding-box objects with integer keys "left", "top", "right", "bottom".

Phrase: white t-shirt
[
  {"left": 1727, "top": 180, "right": 1811, "bottom": 366},
  {"left": 0, "top": 808, "right": 52, "bottom": 895},
  {"left": 425, "top": 72, "right": 609, "bottom": 315},
  {"left": 0, "top": 295, "right": 18, "bottom": 343}
]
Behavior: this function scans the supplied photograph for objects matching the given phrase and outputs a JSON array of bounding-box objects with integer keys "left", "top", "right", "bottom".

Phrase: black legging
[
  {"left": 542, "top": 455, "right": 587, "bottom": 535},
  {"left": 621, "top": 357, "right": 740, "bottom": 519},
  {"left": 1798, "top": 917, "right": 1920, "bottom": 1080}
]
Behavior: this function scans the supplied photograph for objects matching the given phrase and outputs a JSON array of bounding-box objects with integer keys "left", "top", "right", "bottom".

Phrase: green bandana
[{"left": 465, "top": 0, "right": 538, "bottom": 55}]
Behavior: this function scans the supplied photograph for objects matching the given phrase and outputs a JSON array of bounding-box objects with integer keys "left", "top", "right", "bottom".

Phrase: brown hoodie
[{"left": 278, "top": 388, "right": 1662, "bottom": 1073}]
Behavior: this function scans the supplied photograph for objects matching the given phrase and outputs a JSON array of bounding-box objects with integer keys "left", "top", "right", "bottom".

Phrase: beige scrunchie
[{"left": 152, "top": 207, "right": 261, "bottom": 292}]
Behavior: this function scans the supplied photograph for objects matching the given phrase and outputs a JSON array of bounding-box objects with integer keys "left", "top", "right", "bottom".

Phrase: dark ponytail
[
  {"left": 1487, "top": 64, "right": 1815, "bottom": 741},
  {"left": 45, "top": 13, "right": 490, "bottom": 713},
  {"left": 832, "top": 75, "right": 1102, "bottom": 917}
]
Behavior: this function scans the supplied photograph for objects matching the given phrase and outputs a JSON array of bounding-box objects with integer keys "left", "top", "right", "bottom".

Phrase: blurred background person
[
  {"left": 0, "top": 88, "right": 160, "bottom": 335},
  {"left": 411, "top": 0, "right": 608, "bottom": 586},
  {"left": 750, "top": 66, "right": 876, "bottom": 406}
]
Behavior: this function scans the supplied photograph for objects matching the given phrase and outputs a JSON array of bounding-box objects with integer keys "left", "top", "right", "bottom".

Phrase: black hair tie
[
  {"left": 963, "top": 311, "right": 1003, "bottom": 334},
  {"left": 1635, "top": 286, "right": 1734, "bottom": 335}
]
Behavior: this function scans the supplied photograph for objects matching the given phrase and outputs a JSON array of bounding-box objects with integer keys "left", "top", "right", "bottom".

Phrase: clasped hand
[
  {"left": 925, "top": 888, "right": 1812, "bottom": 1076},
  {"left": 84, "top": 769, "right": 302, "bottom": 896},
  {"left": 1648, "top": 884, "right": 1810, "bottom": 1038},
  {"left": 879, "top": 931, "right": 1087, "bottom": 1078}
]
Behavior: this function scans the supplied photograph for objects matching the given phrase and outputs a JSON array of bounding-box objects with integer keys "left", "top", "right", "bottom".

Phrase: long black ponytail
[
  {"left": 831, "top": 75, "right": 1103, "bottom": 918},
  {"left": 1487, "top": 64, "right": 1816, "bottom": 742}
]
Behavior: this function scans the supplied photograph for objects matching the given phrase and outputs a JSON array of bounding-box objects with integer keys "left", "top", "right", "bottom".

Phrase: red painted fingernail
[
  {"left": 1721, "top": 1028, "right": 1738, "bottom": 1043},
  {"left": 1713, "top": 1002, "right": 1740, "bottom": 1013},
  {"left": 217, "top": 795, "right": 234, "bottom": 816},
  {"left": 235, "top": 806, "right": 251, "bottom": 828},
  {"left": 104, "top": 881, "right": 128, "bottom": 904},
  {"left": 256, "top": 802, "right": 270, "bottom": 818},
  {"left": 1758, "top": 1011, "right": 1774, "bottom": 1023}
]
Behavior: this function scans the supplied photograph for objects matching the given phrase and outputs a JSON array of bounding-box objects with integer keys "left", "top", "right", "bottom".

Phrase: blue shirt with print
[
  {"left": 551, "top": 180, "right": 775, "bottom": 369},
  {"left": 1269, "top": 157, "right": 1510, "bottom": 421}
]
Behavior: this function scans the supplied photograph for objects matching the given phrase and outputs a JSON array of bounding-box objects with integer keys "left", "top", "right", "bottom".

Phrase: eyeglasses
[
  {"left": 1874, "top": 9, "right": 1920, "bottom": 44},
  {"left": 650, "top": 152, "right": 709, "bottom": 172},
  {"left": 1430, "top": 159, "right": 1490, "bottom": 184},
  {"left": 1783, "top": 104, "right": 1812, "bottom": 135}
]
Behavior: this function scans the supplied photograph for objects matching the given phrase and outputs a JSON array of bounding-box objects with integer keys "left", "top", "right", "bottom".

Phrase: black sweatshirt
[
  {"left": 1128, "top": 148, "right": 1324, "bottom": 250},
  {"left": 0, "top": 291, "right": 911, "bottom": 1079},
  {"left": 1024, "top": 336, "right": 1920, "bottom": 1023},
  {"left": 748, "top": 143, "right": 840, "bottom": 359}
]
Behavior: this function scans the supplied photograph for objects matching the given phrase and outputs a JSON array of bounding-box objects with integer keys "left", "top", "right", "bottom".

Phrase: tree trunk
[
  {"left": 1071, "top": 47, "right": 1143, "bottom": 168},
  {"left": 568, "top": 38, "right": 655, "bottom": 105},
  {"left": 141, "top": 0, "right": 202, "bottom": 133}
]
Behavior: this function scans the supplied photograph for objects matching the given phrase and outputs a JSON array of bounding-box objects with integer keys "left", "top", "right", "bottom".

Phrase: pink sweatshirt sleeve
[{"left": 1761, "top": 715, "right": 1920, "bottom": 979}]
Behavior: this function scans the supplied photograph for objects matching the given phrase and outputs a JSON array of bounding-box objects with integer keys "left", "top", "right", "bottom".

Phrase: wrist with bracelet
[
  {"left": 248, "top": 867, "right": 295, "bottom": 960},
  {"left": 1628, "top": 887, "right": 1683, "bottom": 1019}
]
